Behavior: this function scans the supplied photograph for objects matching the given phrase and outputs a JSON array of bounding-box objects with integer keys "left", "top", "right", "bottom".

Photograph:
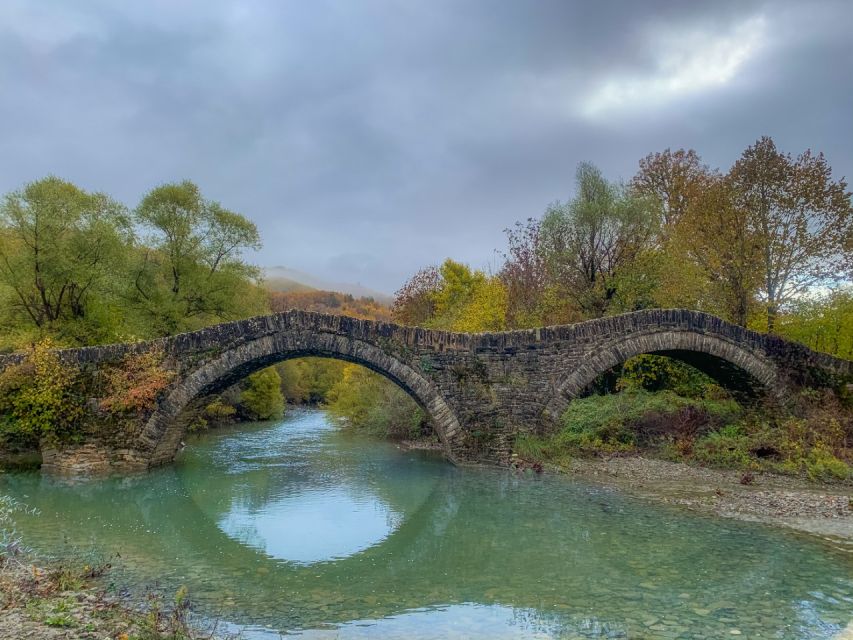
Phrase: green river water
[{"left": 2, "top": 409, "right": 852, "bottom": 638}]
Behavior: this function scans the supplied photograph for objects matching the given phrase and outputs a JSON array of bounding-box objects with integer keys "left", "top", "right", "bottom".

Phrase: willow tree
[
  {"left": 729, "top": 137, "right": 853, "bottom": 332},
  {"left": 538, "top": 163, "right": 658, "bottom": 318},
  {"left": 0, "top": 176, "right": 131, "bottom": 344},
  {"left": 131, "top": 181, "right": 265, "bottom": 335}
]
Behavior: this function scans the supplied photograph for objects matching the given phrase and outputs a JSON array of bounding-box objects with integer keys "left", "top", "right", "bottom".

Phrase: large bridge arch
[
  {"left": 542, "top": 326, "right": 781, "bottom": 425},
  {"left": 136, "top": 330, "right": 463, "bottom": 468}
]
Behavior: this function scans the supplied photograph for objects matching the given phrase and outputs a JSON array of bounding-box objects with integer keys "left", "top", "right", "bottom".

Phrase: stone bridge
[{"left": 3, "top": 309, "right": 851, "bottom": 473}]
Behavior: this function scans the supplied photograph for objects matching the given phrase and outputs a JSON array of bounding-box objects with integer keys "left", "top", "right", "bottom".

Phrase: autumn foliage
[
  {"left": 99, "top": 349, "right": 175, "bottom": 414},
  {"left": 0, "top": 339, "right": 83, "bottom": 446},
  {"left": 270, "top": 290, "right": 391, "bottom": 321}
]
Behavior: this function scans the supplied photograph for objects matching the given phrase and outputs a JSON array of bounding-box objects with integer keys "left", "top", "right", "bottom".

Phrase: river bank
[
  {"left": 543, "top": 455, "right": 853, "bottom": 545},
  {"left": 0, "top": 555, "right": 227, "bottom": 640}
]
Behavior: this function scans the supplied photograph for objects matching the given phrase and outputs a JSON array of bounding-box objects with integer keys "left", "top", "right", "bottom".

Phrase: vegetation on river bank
[
  {"left": 1, "top": 497, "right": 221, "bottom": 639},
  {"left": 516, "top": 387, "right": 852, "bottom": 482}
]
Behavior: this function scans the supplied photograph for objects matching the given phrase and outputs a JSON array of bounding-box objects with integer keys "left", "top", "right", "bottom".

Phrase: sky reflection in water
[{"left": 3, "top": 409, "right": 853, "bottom": 639}]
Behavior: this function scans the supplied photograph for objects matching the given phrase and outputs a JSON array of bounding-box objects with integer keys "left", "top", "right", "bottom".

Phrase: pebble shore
[{"left": 561, "top": 456, "right": 853, "bottom": 545}]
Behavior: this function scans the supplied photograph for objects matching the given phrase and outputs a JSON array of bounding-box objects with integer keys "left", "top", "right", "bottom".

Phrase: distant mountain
[
  {"left": 263, "top": 266, "right": 393, "bottom": 304},
  {"left": 269, "top": 289, "right": 391, "bottom": 321}
]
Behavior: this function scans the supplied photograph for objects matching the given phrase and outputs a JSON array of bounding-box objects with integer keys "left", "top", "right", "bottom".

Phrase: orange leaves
[{"left": 99, "top": 349, "right": 175, "bottom": 414}]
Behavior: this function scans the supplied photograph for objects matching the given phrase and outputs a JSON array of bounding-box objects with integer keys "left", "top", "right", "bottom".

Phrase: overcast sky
[{"left": 1, "top": 1, "right": 851, "bottom": 294}]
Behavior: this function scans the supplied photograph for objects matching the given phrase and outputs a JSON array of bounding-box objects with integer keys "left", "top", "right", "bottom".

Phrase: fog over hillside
[{"left": 264, "top": 266, "right": 393, "bottom": 303}]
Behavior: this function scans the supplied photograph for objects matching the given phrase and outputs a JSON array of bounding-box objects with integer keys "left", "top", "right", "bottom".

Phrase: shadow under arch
[
  {"left": 543, "top": 328, "right": 781, "bottom": 424},
  {"left": 135, "top": 330, "right": 462, "bottom": 467}
]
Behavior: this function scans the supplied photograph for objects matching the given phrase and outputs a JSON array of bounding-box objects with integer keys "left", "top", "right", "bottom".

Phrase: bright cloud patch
[{"left": 581, "top": 15, "right": 767, "bottom": 118}]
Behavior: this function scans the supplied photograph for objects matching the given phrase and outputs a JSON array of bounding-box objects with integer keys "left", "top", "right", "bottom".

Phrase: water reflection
[
  {"left": 219, "top": 485, "right": 401, "bottom": 564},
  {"left": 2, "top": 409, "right": 852, "bottom": 639}
]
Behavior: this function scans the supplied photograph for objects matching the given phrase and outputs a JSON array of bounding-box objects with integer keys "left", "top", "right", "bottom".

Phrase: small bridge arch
[
  {"left": 542, "top": 321, "right": 781, "bottom": 424},
  {"left": 137, "top": 330, "right": 462, "bottom": 466}
]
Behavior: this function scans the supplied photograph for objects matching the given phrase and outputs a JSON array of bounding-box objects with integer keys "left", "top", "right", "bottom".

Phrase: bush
[
  {"left": 203, "top": 398, "right": 237, "bottom": 423},
  {"left": 99, "top": 348, "right": 175, "bottom": 414},
  {"left": 0, "top": 339, "right": 84, "bottom": 447},
  {"left": 618, "top": 354, "right": 714, "bottom": 398},
  {"left": 518, "top": 390, "right": 741, "bottom": 461},
  {"left": 238, "top": 367, "right": 284, "bottom": 421},
  {"left": 326, "top": 364, "right": 428, "bottom": 440},
  {"left": 558, "top": 390, "right": 739, "bottom": 453},
  {"left": 693, "top": 424, "right": 758, "bottom": 469},
  {"left": 802, "top": 444, "right": 851, "bottom": 481}
]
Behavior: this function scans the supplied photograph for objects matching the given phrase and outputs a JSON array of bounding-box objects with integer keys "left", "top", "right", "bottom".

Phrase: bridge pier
[{"left": 40, "top": 444, "right": 150, "bottom": 475}]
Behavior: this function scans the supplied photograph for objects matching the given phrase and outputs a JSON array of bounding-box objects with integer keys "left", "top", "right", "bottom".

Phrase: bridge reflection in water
[{"left": 4, "top": 410, "right": 853, "bottom": 638}]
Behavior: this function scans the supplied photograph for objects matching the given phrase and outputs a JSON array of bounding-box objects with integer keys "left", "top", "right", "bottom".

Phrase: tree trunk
[{"left": 766, "top": 304, "right": 777, "bottom": 333}]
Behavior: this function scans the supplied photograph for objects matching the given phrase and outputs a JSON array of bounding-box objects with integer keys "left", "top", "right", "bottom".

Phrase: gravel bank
[{"left": 559, "top": 456, "right": 853, "bottom": 545}]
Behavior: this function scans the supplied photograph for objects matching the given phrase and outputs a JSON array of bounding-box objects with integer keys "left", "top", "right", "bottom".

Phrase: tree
[
  {"left": 673, "top": 174, "right": 762, "bottom": 326},
  {"left": 393, "top": 260, "right": 507, "bottom": 332},
  {"left": 392, "top": 265, "right": 441, "bottom": 326},
  {"left": 729, "top": 137, "right": 853, "bottom": 332},
  {"left": 632, "top": 148, "right": 707, "bottom": 230},
  {"left": 538, "top": 163, "right": 658, "bottom": 318},
  {"left": 776, "top": 287, "right": 853, "bottom": 358},
  {"left": 239, "top": 367, "right": 284, "bottom": 421},
  {"left": 500, "top": 219, "right": 549, "bottom": 328},
  {"left": 132, "top": 181, "right": 265, "bottom": 334},
  {"left": 0, "top": 177, "right": 131, "bottom": 343}
]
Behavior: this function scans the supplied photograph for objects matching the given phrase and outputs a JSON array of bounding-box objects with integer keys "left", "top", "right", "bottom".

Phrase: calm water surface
[{"left": 3, "top": 409, "right": 852, "bottom": 639}]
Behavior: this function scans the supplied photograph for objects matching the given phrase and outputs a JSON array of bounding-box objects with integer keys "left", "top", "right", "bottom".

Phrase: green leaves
[
  {"left": 0, "top": 177, "right": 267, "bottom": 347},
  {"left": 0, "top": 339, "right": 84, "bottom": 446},
  {"left": 393, "top": 259, "right": 508, "bottom": 332},
  {"left": 131, "top": 181, "right": 264, "bottom": 334},
  {"left": 0, "top": 177, "right": 131, "bottom": 343},
  {"left": 239, "top": 368, "right": 284, "bottom": 421}
]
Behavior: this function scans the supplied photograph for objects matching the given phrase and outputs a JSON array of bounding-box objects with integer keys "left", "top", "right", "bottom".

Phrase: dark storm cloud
[{"left": 1, "top": 0, "right": 850, "bottom": 293}]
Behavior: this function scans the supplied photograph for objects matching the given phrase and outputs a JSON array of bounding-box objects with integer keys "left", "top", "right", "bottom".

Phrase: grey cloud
[{"left": 0, "top": 0, "right": 850, "bottom": 293}]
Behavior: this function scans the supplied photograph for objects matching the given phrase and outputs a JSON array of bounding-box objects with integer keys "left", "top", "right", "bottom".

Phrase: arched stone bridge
[{"left": 4, "top": 309, "right": 851, "bottom": 473}]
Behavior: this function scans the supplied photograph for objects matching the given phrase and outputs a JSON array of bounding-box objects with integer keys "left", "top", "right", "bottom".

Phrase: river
[{"left": 2, "top": 409, "right": 852, "bottom": 638}]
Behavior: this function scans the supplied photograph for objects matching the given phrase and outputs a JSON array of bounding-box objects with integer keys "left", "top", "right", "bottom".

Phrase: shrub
[
  {"left": 557, "top": 390, "right": 739, "bottom": 453},
  {"left": 693, "top": 425, "right": 758, "bottom": 469},
  {"left": 99, "top": 348, "right": 175, "bottom": 414},
  {"left": 618, "top": 354, "right": 714, "bottom": 398},
  {"left": 0, "top": 339, "right": 84, "bottom": 446},
  {"left": 239, "top": 367, "right": 284, "bottom": 421},
  {"left": 203, "top": 398, "right": 237, "bottom": 422},
  {"left": 803, "top": 444, "right": 851, "bottom": 481},
  {"left": 518, "top": 390, "right": 742, "bottom": 461},
  {"left": 326, "top": 364, "right": 427, "bottom": 440}
]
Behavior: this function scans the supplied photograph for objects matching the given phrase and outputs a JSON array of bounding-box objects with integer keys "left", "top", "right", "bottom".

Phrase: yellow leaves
[
  {"left": 0, "top": 338, "right": 83, "bottom": 442},
  {"left": 426, "top": 259, "right": 508, "bottom": 333}
]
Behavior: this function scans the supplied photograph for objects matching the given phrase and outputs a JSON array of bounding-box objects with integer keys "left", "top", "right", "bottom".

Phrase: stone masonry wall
[{"left": 0, "top": 309, "right": 850, "bottom": 473}]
